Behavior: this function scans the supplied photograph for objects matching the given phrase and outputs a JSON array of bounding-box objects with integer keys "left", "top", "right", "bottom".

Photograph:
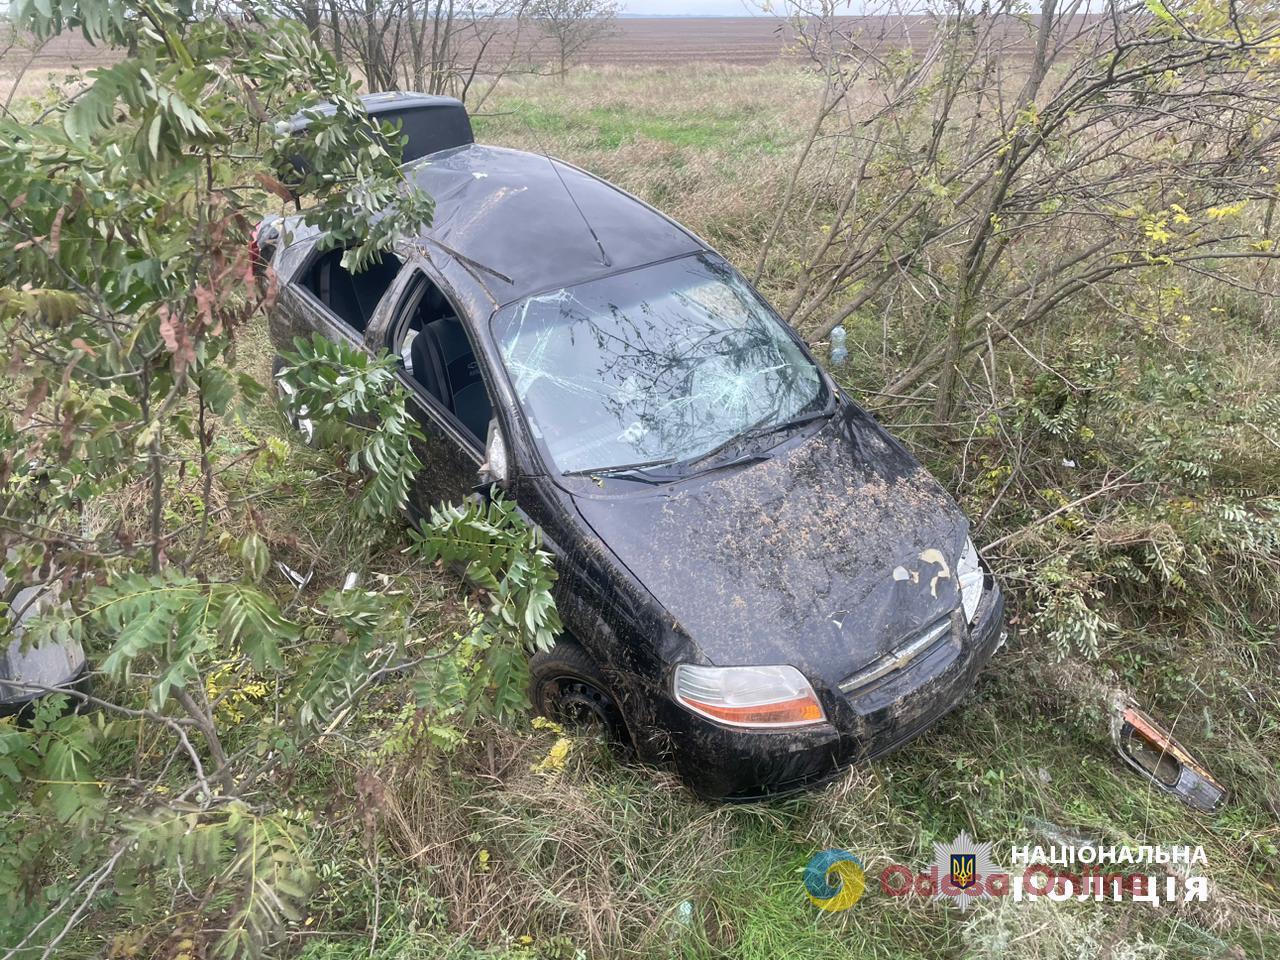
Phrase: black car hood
[{"left": 571, "top": 405, "right": 970, "bottom": 688}]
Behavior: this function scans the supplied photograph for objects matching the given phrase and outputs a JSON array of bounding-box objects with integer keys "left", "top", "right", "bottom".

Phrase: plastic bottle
[{"left": 830, "top": 325, "right": 848, "bottom": 365}]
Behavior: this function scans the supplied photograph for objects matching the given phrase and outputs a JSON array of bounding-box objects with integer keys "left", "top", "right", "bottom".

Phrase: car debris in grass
[
  {"left": 0, "top": 577, "right": 88, "bottom": 721},
  {"left": 1111, "top": 696, "right": 1227, "bottom": 814}
]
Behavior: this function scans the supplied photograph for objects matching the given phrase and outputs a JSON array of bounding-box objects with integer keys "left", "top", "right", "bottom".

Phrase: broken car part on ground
[
  {"left": 257, "top": 94, "right": 1005, "bottom": 799},
  {"left": 1112, "top": 696, "right": 1228, "bottom": 814},
  {"left": 0, "top": 576, "right": 88, "bottom": 720}
]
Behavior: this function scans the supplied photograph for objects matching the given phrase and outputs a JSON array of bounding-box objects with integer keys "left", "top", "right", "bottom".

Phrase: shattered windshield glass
[{"left": 491, "top": 254, "right": 827, "bottom": 476}]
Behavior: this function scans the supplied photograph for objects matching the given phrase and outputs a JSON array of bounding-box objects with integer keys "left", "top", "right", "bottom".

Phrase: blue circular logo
[{"left": 804, "top": 849, "right": 865, "bottom": 912}]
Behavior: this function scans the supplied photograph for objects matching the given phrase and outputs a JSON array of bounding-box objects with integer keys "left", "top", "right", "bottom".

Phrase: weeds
[{"left": 3, "top": 34, "right": 1278, "bottom": 960}]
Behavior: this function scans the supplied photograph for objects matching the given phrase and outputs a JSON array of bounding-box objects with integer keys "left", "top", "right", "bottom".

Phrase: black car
[{"left": 258, "top": 96, "right": 1005, "bottom": 799}]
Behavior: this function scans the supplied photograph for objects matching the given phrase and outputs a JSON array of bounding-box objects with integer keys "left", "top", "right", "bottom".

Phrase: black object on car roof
[{"left": 280, "top": 91, "right": 474, "bottom": 171}]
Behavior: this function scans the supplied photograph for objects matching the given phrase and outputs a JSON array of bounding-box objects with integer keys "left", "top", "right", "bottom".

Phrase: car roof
[
  {"left": 359, "top": 91, "right": 461, "bottom": 112},
  {"left": 403, "top": 144, "right": 705, "bottom": 305}
]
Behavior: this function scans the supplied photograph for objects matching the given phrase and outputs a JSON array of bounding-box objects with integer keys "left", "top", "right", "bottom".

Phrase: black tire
[{"left": 529, "top": 640, "right": 631, "bottom": 747}]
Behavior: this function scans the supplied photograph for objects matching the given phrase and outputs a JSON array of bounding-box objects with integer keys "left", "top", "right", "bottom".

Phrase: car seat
[
  {"left": 410, "top": 329, "right": 447, "bottom": 407},
  {"left": 350, "top": 254, "right": 402, "bottom": 327},
  {"left": 423, "top": 316, "right": 492, "bottom": 442},
  {"left": 316, "top": 255, "right": 363, "bottom": 330}
]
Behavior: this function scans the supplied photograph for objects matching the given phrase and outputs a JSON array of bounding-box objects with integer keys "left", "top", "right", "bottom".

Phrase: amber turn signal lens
[{"left": 678, "top": 695, "right": 825, "bottom": 727}]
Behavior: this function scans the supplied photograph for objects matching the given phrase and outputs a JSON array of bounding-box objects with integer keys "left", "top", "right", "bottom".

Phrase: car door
[
  {"left": 382, "top": 266, "right": 493, "bottom": 515},
  {"left": 270, "top": 239, "right": 403, "bottom": 355}
]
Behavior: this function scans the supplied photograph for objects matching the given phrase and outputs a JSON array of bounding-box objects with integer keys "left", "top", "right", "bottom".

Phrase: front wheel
[{"left": 529, "top": 640, "right": 630, "bottom": 747}]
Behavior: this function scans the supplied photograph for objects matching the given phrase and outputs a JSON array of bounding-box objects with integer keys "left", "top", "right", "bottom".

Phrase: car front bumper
[{"left": 657, "top": 583, "right": 1005, "bottom": 801}]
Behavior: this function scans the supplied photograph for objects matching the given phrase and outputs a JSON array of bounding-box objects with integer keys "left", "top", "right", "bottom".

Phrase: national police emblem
[{"left": 931, "top": 830, "right": 997, "bottom": 909}]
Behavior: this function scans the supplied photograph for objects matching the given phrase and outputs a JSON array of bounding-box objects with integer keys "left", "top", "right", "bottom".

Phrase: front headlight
[
  {"left": 673, "top": 663, "right": 826, "bottom": 728},
  {"left": 958, "top": 537, "right": 984, "bottom": 623}
]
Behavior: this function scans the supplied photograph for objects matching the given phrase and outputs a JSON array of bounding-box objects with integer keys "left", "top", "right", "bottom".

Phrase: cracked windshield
[{"left": 492, "top": 254, "right": 826, "bottom": 476}]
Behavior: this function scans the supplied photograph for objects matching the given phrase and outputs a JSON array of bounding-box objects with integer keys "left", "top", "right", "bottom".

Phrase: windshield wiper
[
  {"left": 747, "top": 407, "right": 833, "bottom": 440},
  {"left": 681, "top": 408, "right": 834, "bottom": 471},
  {"left": 561, "top": 408, "right": 833, "bottom": 485},
  {"left": 563, "top": 457, "right": 678, "bottom": 481}
]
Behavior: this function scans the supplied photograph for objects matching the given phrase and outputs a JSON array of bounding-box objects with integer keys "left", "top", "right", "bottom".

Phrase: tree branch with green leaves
[{"left": 0, "top": 1, "right": 557, "bottom": 955}]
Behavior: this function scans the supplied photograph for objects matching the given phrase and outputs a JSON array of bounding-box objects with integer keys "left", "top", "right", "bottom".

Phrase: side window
[
  {"left": 299, "top": 247, "right": 402, "bottom": 334},
  {"left": 390, "top": 272, "right": 493, "bottom": 445}
]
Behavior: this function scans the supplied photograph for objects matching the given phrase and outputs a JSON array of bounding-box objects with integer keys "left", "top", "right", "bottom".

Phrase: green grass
[
  {"left": 480, "top": 99, "right": 783, "bottom": 154},
  {"left": 49, "top": 62, "right": 1279, "bottom": 960},
  {"left": 259, "top": 635, "right": 1278, "bottom": 958},
  {"left": 466, "top": 65, "right": 811, "bottom": 270},
  {"left": 250, "top": 64, "right": 1280, "bottom": 960}
]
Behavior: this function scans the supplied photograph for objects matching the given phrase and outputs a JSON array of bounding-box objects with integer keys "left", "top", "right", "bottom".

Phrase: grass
[
  {"left": 22, "top": 60, "right": 1280, "bottom": 958},
  {"left": 471, "top": 65, "right": 819, "bottom": 273},
  {"left": 285, "top": 697, "right": 1279, "bottom": 957},
  {"left": 232, "top": 63, "right": 1280, "bottom": 960},
  {"left": 490, "top": 99, "right": 784, "bottom": 153}
]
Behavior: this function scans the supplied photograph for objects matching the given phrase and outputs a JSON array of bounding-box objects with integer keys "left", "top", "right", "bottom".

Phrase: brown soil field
[
  {"left": 581, "top": 15, "right": 1044, "bottom": 65},
  {"left": 584, "top": 17, "right": 802, "bottom": 65},
  {"left": 2, "top": 15, "right": 1049, "bottom": 72}
]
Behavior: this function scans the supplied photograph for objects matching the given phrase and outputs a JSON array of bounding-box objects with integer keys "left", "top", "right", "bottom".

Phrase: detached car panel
[
  {"left": 1, "top": 579, "right": 89, "bottom": 720},
  {"left": 261, "top": 93, "right": 1004, "bottom": 799}
]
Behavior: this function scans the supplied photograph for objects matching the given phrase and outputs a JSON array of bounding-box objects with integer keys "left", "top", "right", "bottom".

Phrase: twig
[
  {"left": 1, "top": 843, "right": 129, "bottom": 960},
  {"left": 985, "top": 470, "right": 1144, "bottom": 551},
  {"left": 6, "top": 679, "right": 212, "bottom": 800},
  {"left": 1244, "top": 423, "right": 1280, "bottom": 452},
  {"left": 986, "top": 315, "right": 1080, "bottom": 390}
]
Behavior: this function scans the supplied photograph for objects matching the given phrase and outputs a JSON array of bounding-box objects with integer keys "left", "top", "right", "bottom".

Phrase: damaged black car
[{"left": 258, "top": 95, "right": 1005, "bottom": 799}]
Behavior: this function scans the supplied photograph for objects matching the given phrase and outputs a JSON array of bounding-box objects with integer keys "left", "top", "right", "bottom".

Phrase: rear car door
[{"left": 270, "top": 239, "right": 403, "bottom": 353}]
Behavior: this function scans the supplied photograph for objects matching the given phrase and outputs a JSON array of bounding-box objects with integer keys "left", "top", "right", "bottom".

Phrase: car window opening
[
  {"left": 301, "top": 247, "right": 402, "bottom": 333},
  {"left": 394, "top": 273, "right": 492, "bottom": 443}
]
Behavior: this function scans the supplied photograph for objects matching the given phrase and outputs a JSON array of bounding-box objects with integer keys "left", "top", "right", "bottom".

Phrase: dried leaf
[
  {"left": 255, "top": 172, "right": 295, "bottom": 202},
  {"left": 70, "top": 337, "right": 97, "bottom": 357}
]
